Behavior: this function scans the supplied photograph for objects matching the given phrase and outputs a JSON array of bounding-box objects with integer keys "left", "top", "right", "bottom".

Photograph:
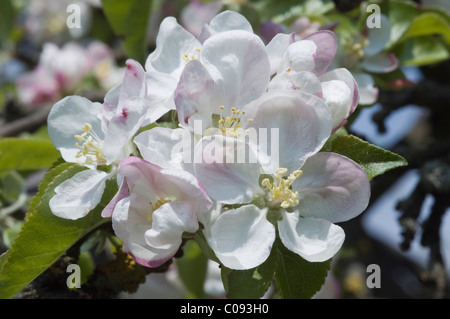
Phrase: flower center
[
  {"left": 217, "top": 106, "right": 253, "bottom": 138},
  {"left": 182, "top": 48, "right": 201, "bottom": 64},
  {"left": 261, "top": 168, "right": 303, "bottom": 209},
  {"left": 342, "top": 36, "right": 370, "bottom": 68},
  {"left": 74, "top": 123, "right": 106, "bottom": 166}
]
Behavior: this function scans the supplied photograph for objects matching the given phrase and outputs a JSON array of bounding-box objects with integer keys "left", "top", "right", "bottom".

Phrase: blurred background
[{"left": 1, "top": 0, "right": 450, "bottom": 299}]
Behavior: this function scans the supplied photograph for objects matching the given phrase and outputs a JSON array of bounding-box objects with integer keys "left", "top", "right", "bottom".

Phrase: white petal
[
  {"left": 319, "top": 68, "right": 359, "bottom": 115},
  {"left": 145, "top": 16, "right": 201, "bottom": 78},
  {"left": 321, "top": 80, "right": 352, "bottom": 129},
  {"left": 279, "top": 40, "right": 317, "bottom": 74},
  {"left": 265, "top": 33, "right": 295, "bottom": 75},
  {"left": 245, "top": 90, "right": 332, "bottom": 173},
  {"left": 112, "top": 195, "right": 176, "bottom": 268},
  {"left": 201, "top": 30, "right": 270, "bottom": 110},
  {"left": 103, "top": 97, "right": 147, "bottom": 163},
  {"left": 198, "top": 10, "right": 253, "bottom": 43},
  {"left": 293, "top": 152, "right": 371, "bottom": 223},
  {"left": 175, "top": 60, "right": 214, "bottom": 129},
  {"left": 145, "top": 201, "right": 198, "bottom": 249},
  {"left": 144, "top": 71, "right": 177, "bottom": 124},
  {"left": 194, "top": 135, "right": 263, "bottom": 204},
  {"left": 47, "top": 96, "right": 104, "bottom": 163},
  {"left": 207, "top": 205, "right": 275, "bottom": 270},
  {"left": 353, "top": 73, "right": 378, "bottom": 105},
  {"left": 134, "top": 127, "right": 194, "bottom": 174},
  {"left": 49, "top": 169, "right": 108, "bottom": 220},
  {"left": 268, "top": 71, "right": 323, "bottom": 96},
  {"left": 278, "top": 212, "right": 345, "bottom": 262}
]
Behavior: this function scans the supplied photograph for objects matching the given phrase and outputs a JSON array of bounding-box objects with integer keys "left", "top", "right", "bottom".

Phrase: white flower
[
  {"left": 108, "top": 156, "right": 212, "bottom": 267},
  {"left": 48, "top": 59, "right": 149, "bottom": 220},
  {"left": 192, "top": 90, "right": 371, "bottom": 270}
]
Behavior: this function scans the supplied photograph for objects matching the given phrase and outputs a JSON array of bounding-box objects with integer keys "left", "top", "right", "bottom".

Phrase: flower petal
[
  {"left": 200, "top": 30, "right": 270, "bottom": 111},
  {"left": 302, "top": 30, "right": 338, "bottom": 75},
  {"left": 145, "top": 16, "right": 201, "bottom": 78},
  {"left": 198, "top": 10, "right": 253, "bottom": 43},
  {"left": 175, "top": 60, "right": 214, "bottom": 128},
  {"left": 207, "top": 205, "right": 275, "bottom": 270},
  {"left": 362, "top": 52, "right": 398, "bottom": 74},
  {"left": 320, "top": 80, "right": 352, "bottom": 129},
  {"left": 293, "top": 152, "right": 371, "bottom": 223},
  {"left": 144, "top": 71, "right": 177, "bottom": 124},
  {"left": 194, "top": 135, "right": 263, "bottom": 204},
  {"left": 353, "top": 73, "right": 379, "bottom": 105},
  {"left": 47, "top": 96, "right": 104, "bottom": 163},
  {"left": 49, "top": 169, "right": 108, "bottom": 220},
  {"left": 245, "top": 90, "right": 332, "bottom": 173},
  {"left": 101, "top": 178, "right": 129, "bottom": 218},
  {"left": 102, "top": 97, "right": 147, "bottom": 163},
  {"left": 112, "top": 196, "right": 175, "bottom": 268},
  {"left": 279, "top": 40, "right": 318, "bottom": 74},
  {"left": 268, "top": 71, "right": 323, "bottom": 97},
  {"left": 134, "top": 127, "right": 191, "bottom": 171},
  {"left": 145, "top": 201, "right": 198, "bottom": 249},
  {"left": 265, "top": 32, "right": 295, "bottom": 75},
  {"left": 278, "top": 212, "right": 345, "bottom": 262}
]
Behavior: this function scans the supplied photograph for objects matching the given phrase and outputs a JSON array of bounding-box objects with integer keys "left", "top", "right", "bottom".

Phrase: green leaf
[
  {"left": 386, "top": 0, "right": 419, "bottom": 48},
  {"left": 0, "top": 0, "right": 16, "bottom": 46},
  {"left": 400, "top": 12, "right": 450, "bottom": 44},
  {"left": 274, "top": 238, "right": 331, "bottom": 299},
  {"left": 398, "top": 36, "right": 450, "bottom": 66},
  {"left": 101, "top": 0, "right": 153, "bottom": 64},
  {"left": 0, "top": 138, "right": 60, "bottom": 171},
  {"left": 176, "top": 239, "right": 208, "bottom": 298},
  {"left": 327, "top": 135, "right": 408, "bottom": 180},
  {"left": 0, "top": 163, "right": 114, "bottom": 299},
  {"left": 221, "top": 250, "right": 276, "bottom": 299}
]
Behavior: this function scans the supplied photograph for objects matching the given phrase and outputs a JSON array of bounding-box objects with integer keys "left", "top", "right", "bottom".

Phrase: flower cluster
[{"left": 47, "top": 11, "right": 371, "bottom": 270}]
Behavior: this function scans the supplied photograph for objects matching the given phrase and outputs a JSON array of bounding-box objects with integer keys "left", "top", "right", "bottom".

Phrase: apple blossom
[
  {"left": 266, "top": 30, "right": 359, "bottom": 132},
  {"left": 143, "top": 10, "right": 255, "bottom": 119},
  {"left": 192, "top": 90, "right": 371, "bottom": 270},
  {"left": 47, "top": 59, "right": 148, "bottom": 220},
  {"left": 107, "top": 156, "right": 212, "bottom": 267}
]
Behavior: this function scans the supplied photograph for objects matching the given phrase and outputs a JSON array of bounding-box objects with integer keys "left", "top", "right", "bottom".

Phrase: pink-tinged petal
[
  {"left": 102, "top": 84, "right": 121, "bottom": 123},
  {"left": 49, "top": 169, "right": 108, "bottom": 220},
  {"left": 119, "top": 59, "right": 147, "bottom": 103},
  {"left": 278, "top": 212, "right": 345, "bottom": 262},
  {"left": 207, "top": 205, "right": 275, "bottom": 270},
  {"left": 364, "top": 14, "right": 391, "bottom": 56},
  {"left": 175, "top": 60, "right": 214, "bottom": 128},
  {"left": 194, "top": 135, "right": 263, "bottom": 204},
  {"left": 145, "top": 16, "right": 201, "bottom": 78},
  {"left": 180, "top": 0, "right": 222, "bottom": 37},
  {"left": 198, "top": 10, "right": 253, "bottom": 43},
  {"left": 362, "top": 52, "right": 399, "bottom": 74},
  {"left": 353, "top": 73, "right": 379, "bottom": 105},
  {"left": 321, "top": 80, "right": 352, "bottom": 130},
  {"left": 266, "top": 32, "right": 295, "bottom": 75},
  {"left": 293, "top": 152, "right": 371, "bottom": 223},
  {"left": 112, "top": 196, "right": 178, "bottom": 268},
  {"left": 103, "top": 97, "right": 147, "bottom": 163},
  {"left": 48, "top": 96, "right": 104, "bottom": 164},
  {"left": 201, "top": 30, "right": 271, "bottom": 111},
  {"left": 319, "top": 68, "right": 359, "bottom": 116},
  {"left": 302, "top": 30, "right": 338, "bottom": 75},
  {"left": 145, "top": 201, "right": 198, "bottom": 249},
  {"left": 245, "top": 90, "right": 332, "bottom": 173},
  {"left": 101, "top": 178, "right": 129, "bottom": 218}
]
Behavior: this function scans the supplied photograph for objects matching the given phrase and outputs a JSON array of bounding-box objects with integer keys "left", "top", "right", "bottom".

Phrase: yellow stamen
[
  {"left": 73, "top": 123, "right": 106, "bottom": 166},
  {"left": 262, "top": 168, "right": 303, "bottom": 209}
]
